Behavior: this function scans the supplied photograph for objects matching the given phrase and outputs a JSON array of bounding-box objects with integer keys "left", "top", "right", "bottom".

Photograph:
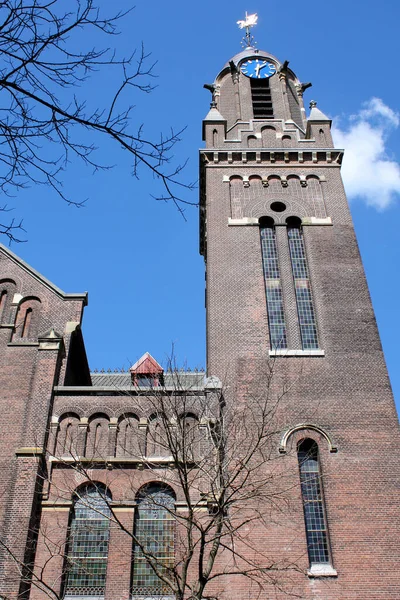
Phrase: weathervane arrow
[{"left": 237, "top": 12, "right": 258, "bottom": 48}]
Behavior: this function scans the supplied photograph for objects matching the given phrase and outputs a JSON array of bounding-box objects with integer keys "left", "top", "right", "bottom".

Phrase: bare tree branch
[{"left": 0, "top": 1, "right": 195, "bottom": 242}]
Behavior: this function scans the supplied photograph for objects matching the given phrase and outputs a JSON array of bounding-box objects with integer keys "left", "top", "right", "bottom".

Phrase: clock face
[{"left": 240, "top": 58, "right": 276, "bottom": 79}]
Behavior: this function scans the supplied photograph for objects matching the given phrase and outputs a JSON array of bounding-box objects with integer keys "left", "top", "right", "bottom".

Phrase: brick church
[{"left": 0, "top": 18, "right": 399, "bottom": 600}]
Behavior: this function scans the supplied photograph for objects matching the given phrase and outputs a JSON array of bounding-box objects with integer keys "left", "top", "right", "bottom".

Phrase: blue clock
[{"left": 240, "top": 58, "right": 276, "bottom": 79}]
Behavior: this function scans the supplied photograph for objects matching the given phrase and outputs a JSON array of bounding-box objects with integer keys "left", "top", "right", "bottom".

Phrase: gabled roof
[
  {"left": 0, "top": 243, "right": 88, "bottom": 304},
  {"left": 129, "top": 352, "right": 163, "bottom": 374}
]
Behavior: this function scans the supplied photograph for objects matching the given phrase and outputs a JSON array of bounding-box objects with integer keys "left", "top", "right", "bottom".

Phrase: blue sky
[{"left": 4, "top": 1, "right": 400, "bottom": 413}]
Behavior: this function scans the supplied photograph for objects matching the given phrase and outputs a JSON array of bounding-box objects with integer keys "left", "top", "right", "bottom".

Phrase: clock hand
[{"left": 255, "top": 63, "right": 261, "bottom": 77}]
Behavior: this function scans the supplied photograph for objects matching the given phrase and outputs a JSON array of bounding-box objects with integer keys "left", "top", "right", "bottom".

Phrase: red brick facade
[{"left": 0, "top": 45, "right": 399, "bottom": 600}]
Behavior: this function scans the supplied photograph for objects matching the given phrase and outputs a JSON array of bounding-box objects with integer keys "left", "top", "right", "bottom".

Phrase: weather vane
[{"left": 237, "top": 12, "right": 258, "bottom": 48}]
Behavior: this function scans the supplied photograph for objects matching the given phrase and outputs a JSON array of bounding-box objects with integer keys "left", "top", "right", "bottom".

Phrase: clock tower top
[{"left": 202, "top": 43, "right": 325, "bottom": 148}]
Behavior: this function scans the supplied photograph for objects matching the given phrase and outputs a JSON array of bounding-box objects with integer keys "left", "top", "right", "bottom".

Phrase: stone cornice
[
  {"left": 200, "top": 148, "right": 343, "bottom": 166},
  {"left": 53, "top": 385, "right": 206, "bottom": 396}
]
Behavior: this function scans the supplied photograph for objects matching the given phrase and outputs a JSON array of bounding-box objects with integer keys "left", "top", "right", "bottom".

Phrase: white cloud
[{"left": 332, "top": 97, "right": 400, "bottom": 210}]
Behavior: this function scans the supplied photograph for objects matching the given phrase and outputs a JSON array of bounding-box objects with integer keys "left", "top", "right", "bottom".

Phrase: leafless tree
[
  {"left": 0, "top": 361, "right": 309, "bottom": 600},
  {"left": 0, "top": 0, "right": 195, "bottom": 242}
]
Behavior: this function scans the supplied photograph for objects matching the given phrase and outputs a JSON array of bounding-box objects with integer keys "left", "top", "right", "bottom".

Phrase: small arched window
[
  {"left": 56, "top": 414, "right": 80, "bottom": 457},
  {"left": 180, "top": 414, "right": 200, "bottom": 460},
  {"left": 86, "top": 414, "right": 110, "bottom": 459},
  {"left": 116, "top": 414, "right": 140, "bottom": 458},
  {"left": 21, "top": 308, "right": 32, "bottom": 338},
  {"left": 0, "top": 279, "right": 16, "bottom": 323},
  {"left": 146, "top": 416, "right": 169, "bottom": 458},
  {"left": 297, "top": 439, "right": 331, "bottom": 567},
  {"left": 261, "top": 125, "right": 276, "bottom": 146},
  {"left": 247, "top": 135, "right": 258, "bottom": 148},
  {"left": 14, "top": 297, "right": 41, "bottom": 340},
  {"left": 319, "top": 128, "right": 327, "bottom": 146},
  {"left": 131, "top": 484, "right": 175, "bottom": 597},
  {"left": 282, "top": 134, "right": 292, "bottom": 148},
  {"left": 64, "top": 484, "right": 111, "bottom": 597}
]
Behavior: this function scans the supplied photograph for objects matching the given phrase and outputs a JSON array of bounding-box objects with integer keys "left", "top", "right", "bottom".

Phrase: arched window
[
  {"left": 132, "top": 484, "right": 175, "bottom": 597},
  {"left": 287, "top": 218, "right": 319, "bottom": 349},
  {"left": 259, "top": 217, "right": 287, "bottom": 349},
  {"left": 212, "top": 129, "right": 218, "bottom": 146},
  {"left": 56, "top": 414, "right": 80, "bottom": 457},
  {"left": 180, "top": 414, "right": 200, "bottom": 460},
  {"left": 14, "top": 297, "right": 41, "bottom": 340},
  {"left": 146, "top": 416, "right": 169, "bottom": 458},
  {"left": 86, "top": 414, "right": 110, "bottom": 459},
  {"left": 282, "top": 134, "right": 292, "bottom": 148},
  {"left": 116, "top": 414, "right": 140, "bottom": 458},
  {"left": 64, "top": 484, "right": 111, "bottom": 597},
  {"left": 21, "top": 307, "right": 32, "bottom": 338},
  {"left": 0, "top": 279, "right": 16, "bottom": 323},
  {"left": 297, "top": 440, "right": 331, "bottom": 567},
  {"left": 261, "top": 125, "right": 276, "bottom": 146},
  {"left": 319, "top": 128, "right": 327, "bottom": 146},
  {"left": 229, "top": 176, "right": 243, "bottom": 220},
  {"left": 0, "top": 290, "right": 7, "bottom": 319}
]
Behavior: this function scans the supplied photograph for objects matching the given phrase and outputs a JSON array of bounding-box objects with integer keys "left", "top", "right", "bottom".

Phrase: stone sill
[
  {"left": 49, "top": 456, "right": 172, "bottom": 464},
  {"left": 308, "top": 564, "right": 337, "bottom": 577},
  {"left": 7, "top": 341, "right": 39, "bottom": 347},
  {"left": 228, "top": 217, "right": 332, "bottom": 227},
  {"left": 15, "top": 447, "right": 43, "bottom": 456},
  {"left": 269, "top": 349, "right": 325, "bottom": 357},
  {"left": 130, "top": 594, "right": 176, "bottom": 600},
  {"left": 64, "top": 596, "right": 104, "bottom": 600}
]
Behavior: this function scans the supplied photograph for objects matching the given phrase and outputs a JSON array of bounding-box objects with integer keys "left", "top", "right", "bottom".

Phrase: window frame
[
  {"left": 287, "top": 220, "right": 319, "bottom": 350},
  {"left": 259, "top": 218, "right": 288, "bottom": 350},
  {"left": 131, "top": 484, "right": 176, "bottom": 598},
  {"left": 63, "top": 484, "right": 112, "bottom": 598},
  {"left": 297, "top": 439, "right": 336, "bottom": 577}
]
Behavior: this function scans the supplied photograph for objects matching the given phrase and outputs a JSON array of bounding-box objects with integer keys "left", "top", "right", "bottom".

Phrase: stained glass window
[
  {"left": 260, "top": 220, "right": 287, "bottom": 349},
  {"left": 298, "top": 440, "right": 330, "bottom": 565},
  {"left": 131, "top": 484, "right": 175, "bottom": 597},
  {"left": 287, "top": 224, "right": 319, "bottom": 349},
  {"left": 64, "top": 485, "right": 111, "bottom": 597}
]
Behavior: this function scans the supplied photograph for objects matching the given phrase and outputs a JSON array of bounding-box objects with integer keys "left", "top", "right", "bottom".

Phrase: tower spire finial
[{"left": 237, "top": 12, "right": 258, "bottom": 49}]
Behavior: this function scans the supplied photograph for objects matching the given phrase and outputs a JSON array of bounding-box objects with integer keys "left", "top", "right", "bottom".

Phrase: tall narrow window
[
  {"left": 298, "top": 440, "right": 330, "bottom": 566},
  {"left": 0, "top": 290, "right": 7, "bottom": 320},
  {"left": 287, "top": 219, "right": 319, "bottom": 349},
  {"left": 132, "top": 484, "right": 175, "bottom": 597},
  {"left": 260, "top": 218, "right": 287, "bottom": 349},
  {"left": 64, "top": 485, "right": 111, "bottom": 597},
  {"left": 21, "top": 307, "right": 32, "bottom": 338}
]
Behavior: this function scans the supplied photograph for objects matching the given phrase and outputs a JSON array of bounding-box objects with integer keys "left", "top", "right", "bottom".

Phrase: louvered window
[{"left": 251, "top": 78, "right": 274, "bottom": 118}]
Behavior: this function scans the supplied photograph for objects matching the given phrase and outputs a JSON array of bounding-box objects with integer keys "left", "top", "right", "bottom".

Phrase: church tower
[{"left": 200, "top": 18, "right": 400, "bottom": 598}]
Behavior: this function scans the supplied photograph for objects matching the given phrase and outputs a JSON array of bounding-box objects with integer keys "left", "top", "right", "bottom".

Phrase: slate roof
[{"left": 90, "top": 371, "right": 206, "bottom": 389}]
